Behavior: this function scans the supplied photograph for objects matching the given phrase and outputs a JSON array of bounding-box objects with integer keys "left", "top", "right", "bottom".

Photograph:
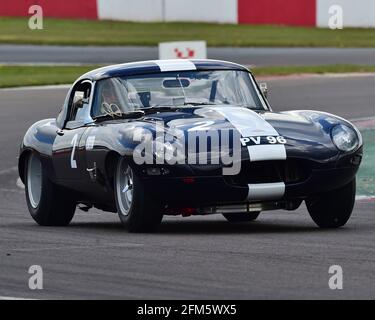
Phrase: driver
[{"left": 100, "top": 81, "right": 120, "bottom": 115}]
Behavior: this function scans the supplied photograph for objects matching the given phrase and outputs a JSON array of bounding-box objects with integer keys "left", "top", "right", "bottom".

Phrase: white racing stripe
[
  {"left": 213, "top": 106, "right": 287, "bottom": 201},
  {"left": 214, "top": 106, "right": 287, "bottom": 162},
  {"left": 247, "top": 144, "right": 286, "bottom": 162},
  {"left": 247, "top": 182, "right": 285, "bottom": 201},
  {"left": 153, "top": 59, "right": 197, "bottom": 72}
]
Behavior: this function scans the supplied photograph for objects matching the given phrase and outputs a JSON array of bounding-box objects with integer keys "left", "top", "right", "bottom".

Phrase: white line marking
[
  {"left": 16, "top": 177, "right": 25, "bottom": 189},
  {"left": 0, "top": 84, "right": 70, "bottom": 92},
  {"left": 0, "top": 296, "right": 37, "bottom": 300},
  {"left": 323, "top": 72, "right": 375, "bottom": 78},
  {"left": 8, "top": 243, "right": 144, "bottom": 253},
  {"left": 257, "top": 72, "right": 375, "bottom": 81},
  {"left": 356, "top": 195, "right": 375, "bottom": 201},
  {"left": 350, "top": 116, "right": 375, "bottom": 122},
  {"left": 0, "top": 166, "right": 17, "bottom": 175},
  {"left": 350, "top": 117, "right": 375, "bottom": 130},
  {"left": 0, "top": 188, "right": 23, "bottom": 193},
  {"left": 0, "top": 62, "right": 98, "bottom": 66}
]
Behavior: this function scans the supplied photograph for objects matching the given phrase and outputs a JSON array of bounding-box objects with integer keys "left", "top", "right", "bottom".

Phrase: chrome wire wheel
[
  {"left": 27, "top": 153, "right": 42, "bottom": 209},
  {"left": 116, "top": 159, "right": 134, "bottom": 216}
]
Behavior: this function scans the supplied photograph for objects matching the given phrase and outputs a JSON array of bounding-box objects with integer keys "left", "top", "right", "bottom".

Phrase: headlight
[{"left": 331, "top": 124, "right": 359, "bottom": 152}]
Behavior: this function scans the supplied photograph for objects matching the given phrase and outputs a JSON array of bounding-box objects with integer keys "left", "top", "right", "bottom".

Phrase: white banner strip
[{"left": 97, "top": 0, "right": 238, "bottom": 23}]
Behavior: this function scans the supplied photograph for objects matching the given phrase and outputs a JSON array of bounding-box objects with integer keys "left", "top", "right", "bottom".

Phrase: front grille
[{"left": 226, "top": 159, "right": 311, "bottom": 186}]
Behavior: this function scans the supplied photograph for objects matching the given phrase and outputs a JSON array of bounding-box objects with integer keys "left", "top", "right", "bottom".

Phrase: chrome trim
[
  {"left": 116, "top": 158, "right": 133, "bottom": 216},
  {"left": 27, "top": 154, "right": 42, "bottom": 208},
  {"left": 82, "top": 80, "right": 95, "bottom": 125},
  {"left": 198, "top": 201, "right": 283, "bottom": 214}
]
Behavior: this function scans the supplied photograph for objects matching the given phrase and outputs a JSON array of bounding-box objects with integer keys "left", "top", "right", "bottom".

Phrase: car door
[
  {"left": 52, "top": 80, "right": 93, "bottom": 185},
  {"left": 52, "top": 126, "right": 88, "bottom": 183}
]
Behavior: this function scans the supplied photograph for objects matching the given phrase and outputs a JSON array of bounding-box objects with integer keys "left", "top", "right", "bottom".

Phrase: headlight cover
[{"left": 331, "top": 124, "right": 359, "bottom": 152}]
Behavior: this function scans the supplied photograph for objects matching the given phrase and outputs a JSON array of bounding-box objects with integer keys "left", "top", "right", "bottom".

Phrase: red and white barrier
[
  {"left": 238, "top": 0, "right": 316, "bottom": 26},
  {"left": 317, "top": 0, "right": 375, "bottom": 28},
  {"left": 1, "top": 0, "right": 374, "bottom": 28},
  {"left": 97, "top": 0, "right": 164, "bottom": 22},
  {"left": 0, "top": 0, "right": 97, "bottom": 20},
  {"left": 163, "top": 0, "right": 238, "bottom": 24}
]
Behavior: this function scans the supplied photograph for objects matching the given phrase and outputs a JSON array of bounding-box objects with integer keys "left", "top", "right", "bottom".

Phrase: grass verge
[
  {"left": 1, "top": 64, "right": 375, "bottom": 88},
  {"left": 0, "top": 65, "right": 98, "bottom": 88},
  {"left": 252, "top": 65, "right": 375, "bottom": 76},
  {"left": 2, "top": 17, "right": 375, "bottom": 47}
]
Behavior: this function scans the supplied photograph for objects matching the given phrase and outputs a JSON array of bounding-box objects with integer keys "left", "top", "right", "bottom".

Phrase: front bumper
[
  {"left": 136, "top": 148, "right": 362, "bottom": 208},
  {"left": 141, "top": 166, "right": 359, "bottom": 207}
]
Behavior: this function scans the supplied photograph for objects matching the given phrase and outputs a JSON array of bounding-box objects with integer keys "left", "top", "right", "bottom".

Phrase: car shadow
[
  {"left": 157, "top": 220, "right": 321, "bottom": 235},
  {"left": 68, "top": 219, "right": 326, "bottom": 235}
]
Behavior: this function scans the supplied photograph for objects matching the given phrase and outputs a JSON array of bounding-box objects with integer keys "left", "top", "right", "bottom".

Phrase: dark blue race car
[{"left": 18, "top": 60, "right": 363, "bottom": 232}]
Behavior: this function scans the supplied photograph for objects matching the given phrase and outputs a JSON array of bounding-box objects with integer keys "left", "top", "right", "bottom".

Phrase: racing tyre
[
  {"left": 223, "top": 212, "right": 260, "bottom": 222},
  {"left": 306, "top": 178, "right": 356, "bottom": 228},
  {"left": 25, "top": 152, "right": 76, "bottom": 226},
  {"left": 115, "top": 158, "right": 163, "bottom": 232}
]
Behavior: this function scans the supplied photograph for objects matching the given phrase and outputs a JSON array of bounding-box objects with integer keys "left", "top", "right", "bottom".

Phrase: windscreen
[{"left": 92, "top": 70, "right": 266, "bottom": 118}]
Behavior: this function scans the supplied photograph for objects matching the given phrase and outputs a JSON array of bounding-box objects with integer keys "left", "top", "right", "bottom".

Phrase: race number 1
[{"left": 71, "top": 134, "right": 78, "bottom": 169}]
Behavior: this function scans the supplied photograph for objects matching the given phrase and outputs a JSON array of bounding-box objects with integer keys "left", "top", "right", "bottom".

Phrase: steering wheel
[{"left": 101, "top": 102, "right": 122, "bottom": 117}]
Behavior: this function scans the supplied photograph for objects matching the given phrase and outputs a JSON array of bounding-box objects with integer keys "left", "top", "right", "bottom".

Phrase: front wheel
[
  {"left": 114, "top": 158, "right": 163, "bottom": 232},
  {"left": 223, "top": 212, "right": 260, "bottom": 222},
  {"left": 25, "top": 152, "right": 76, "bottom": 226},
  {"left": 306, "top": 179, "right": 356, "bottom": 228}
]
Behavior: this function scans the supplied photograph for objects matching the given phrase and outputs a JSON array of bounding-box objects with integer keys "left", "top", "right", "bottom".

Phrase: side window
[
  {"left": 92, "top": 78, "right": 132, "bottom": 118},
  {"left": 67, "top": 81, "right": 92, "bottom": 124}
]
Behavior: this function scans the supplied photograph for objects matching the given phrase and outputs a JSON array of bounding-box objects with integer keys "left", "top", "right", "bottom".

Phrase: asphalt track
[
  {"left": 1, "top": 75, "right": 375, "bottom": 299},
  {"left": 3, "top": 45, "right": 375, "bottom": 66}
]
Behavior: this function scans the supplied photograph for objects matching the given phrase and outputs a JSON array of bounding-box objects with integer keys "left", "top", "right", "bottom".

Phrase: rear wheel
[
  {"left": 115, "top": 158, "right": 163, "bottom": 232},
  {"left": 25, "top": 153, "right": 76, "bottom": 226},
  {"left": 306, "top": 179, "right": 356, "bottom": 228},
  {"left": 223, "top": 212, "right": 260, "bottom": 222}
]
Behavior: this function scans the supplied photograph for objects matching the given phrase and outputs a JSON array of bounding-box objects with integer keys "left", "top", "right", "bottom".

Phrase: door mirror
[
  {"left": 73, "top": 97, "right": 89, "bottom": 110},
  {"left": 74, "top": 98, "right": 84, "bottom": 109},
  {"left": 259, "top": 82, "right": 268, "bottom": 98}
]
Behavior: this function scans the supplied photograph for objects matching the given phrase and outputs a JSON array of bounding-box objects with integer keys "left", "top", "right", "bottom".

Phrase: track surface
[
  {"left": 1, "top": 75, "right": 375, "bottom": 299},
  {"left": 3, "top": 45, "right": 375, "bottom": 66}
]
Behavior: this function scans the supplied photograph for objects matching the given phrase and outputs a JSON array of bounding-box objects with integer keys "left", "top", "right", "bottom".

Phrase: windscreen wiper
[
  {"left": 94, "top": 110, "right": 145, "bottom": 122},
  {"left": 140, "top": 105, "right": 177, "bottom": 112},
  {"left": 183, "top": 101, "right": 216, "bottom": 106}
]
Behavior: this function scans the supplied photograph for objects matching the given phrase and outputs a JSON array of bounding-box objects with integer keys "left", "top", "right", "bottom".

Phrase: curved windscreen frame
[{"left": 91, "top": 70, "right": 270, "bottom": 118}]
